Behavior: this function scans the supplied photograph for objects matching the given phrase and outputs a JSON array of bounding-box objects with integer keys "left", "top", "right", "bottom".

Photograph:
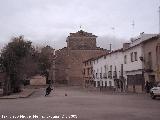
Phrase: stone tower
[
  {"left": 66, "top": 30, "right": 97, "bottom": 50},
  {"left": 55, "top": 30, "right": 107, "bottom": 85}
]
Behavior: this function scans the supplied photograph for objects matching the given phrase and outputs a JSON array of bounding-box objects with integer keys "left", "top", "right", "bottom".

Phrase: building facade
[
  {"left": 85, "top": 33, "right": 160, "bottom": 93},
  {"left": 55, "top": 30, "right": 107, "bottom": 85},
  {"left": 123, "top": 42, "right": 144, "bottom": 93},
  {"left": 83, "top": 58, "right": 94, "bottom": 88},
  {"left": 92, "top": 49, "right": 125, "bottom": 91},
  {"left": 142, "top": 35, "right": 160, "bottom": 85}
]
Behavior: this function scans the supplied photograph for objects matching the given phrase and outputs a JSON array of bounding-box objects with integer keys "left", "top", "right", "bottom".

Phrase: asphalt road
[{"left": 0, "top": 86, "right": 160, "bottom": 120}]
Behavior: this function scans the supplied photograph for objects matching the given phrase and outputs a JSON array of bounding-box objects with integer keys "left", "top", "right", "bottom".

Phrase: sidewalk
[
  {"left": 0, "top": 89, "right": 35, "bottom": 99},
  {"left": 82, "top": 86, "right": 148, "bottom": 96}
]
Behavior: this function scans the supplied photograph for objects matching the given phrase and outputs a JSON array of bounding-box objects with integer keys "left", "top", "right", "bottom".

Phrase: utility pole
[{"left": 158, "top": 6, "right": 160, "bottom": 33}]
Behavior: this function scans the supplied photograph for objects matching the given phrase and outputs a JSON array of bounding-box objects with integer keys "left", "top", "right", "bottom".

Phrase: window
[
  {"left": 104, "top": 65, "right": 107, "bottom": 73},
  {"left": 83, "top": 69, "right": 85, "bottom": 75},
  {"left": 86, "top": 62, "right": 88, "bottom": 65},
  {"left": 130, "top": 52, "right": 134, "bottom": 62},
  {"left": 113, "top": 66, "right": 117, "bottom": 78},
  {"left": 110, "top": 65, "right": 112, "bottom": 71},
  {"left": 105, "top": 81, "right": 107, "bottom": 88},
  {"left": 100, "top": 73, "right": 102, "bottom": 79},
  {"left": 98, "top": 81, "right": 100, "bottom": 87},
  {"left": 87, "top": 68, "right": 90, "bottom": 75},
  {"left": 108, "top": 71, "right": 112, "bottom": 79},
  {"left": 96, "top": 73, "right": 98, "bottom": 78},
  {"left": 114, "top": 66, "right": 117, "bottom": 71},
  {"left": 134, "top": 52, "right": 137, "bottom": 61},
  {"left": 91, "top": 68, "right": 93, "bottom": 74},
  {"left": 108, "top": 65, "right": 112, "bottom": 79},
  {"left": 124, "top": 55, "right": 127, "bottom": 64}
]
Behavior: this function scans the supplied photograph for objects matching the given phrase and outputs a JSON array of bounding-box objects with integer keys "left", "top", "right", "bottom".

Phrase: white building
[
  {"left": 123, "top": 33, "right": 158, "bottom": 92},
  {"left": 91, "top": 33, "right": 159, "bottom": 93},
  {"left": 92, "top": 49, "right": 124, "bottom": 91}
]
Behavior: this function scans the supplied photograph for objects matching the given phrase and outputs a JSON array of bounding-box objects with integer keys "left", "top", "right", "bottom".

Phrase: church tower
[
  {"left": 66, "top": 30, "right": 97, "bottom": 50},
  {"left": 55, "top": 30, "right": 107, "bottom": 85}
]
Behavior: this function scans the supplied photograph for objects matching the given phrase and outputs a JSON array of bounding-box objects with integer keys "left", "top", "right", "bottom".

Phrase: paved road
[{"left": 0, "top": 86, "right": 160, "bottom": 120}]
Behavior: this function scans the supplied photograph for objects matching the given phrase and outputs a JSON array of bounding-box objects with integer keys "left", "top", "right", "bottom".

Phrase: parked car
[{"left": 150, "top": 82, "right": 160, "bottom": 99}]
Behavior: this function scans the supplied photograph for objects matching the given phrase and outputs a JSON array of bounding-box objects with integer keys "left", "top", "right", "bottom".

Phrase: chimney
[{"left": 123, "top": 43, "right": 130, "bottom": 50}]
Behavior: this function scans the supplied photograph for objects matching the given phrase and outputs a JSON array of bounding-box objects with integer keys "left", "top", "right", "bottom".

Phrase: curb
[
  {"left": 19, "top": 91, "right": 35, "bottom": 98},
  {"left": 0, "top": 90, "right": 35, "bottom": 99}
]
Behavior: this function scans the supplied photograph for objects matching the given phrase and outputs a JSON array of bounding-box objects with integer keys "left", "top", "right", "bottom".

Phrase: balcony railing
[
  {"left": 113, "top": 71, "right": 117, "bottom": 79},
  {"left": 103, "top": 73, "right": 107, "bottom": 79},
  {"left": 108, "top": 71, "right": 112, "bottom": 79}
]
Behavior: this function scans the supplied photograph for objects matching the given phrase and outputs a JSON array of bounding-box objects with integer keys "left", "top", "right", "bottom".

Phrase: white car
[{"left": 150, "top": 82, "right": 160, "bottom": 99}]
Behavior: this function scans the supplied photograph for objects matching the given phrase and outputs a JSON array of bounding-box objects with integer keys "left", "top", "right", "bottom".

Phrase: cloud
[
  {"left": 0, "top": 0, "right": 159, "bottom": 50},
  {"left": 97, "top": 35, "right": 128, "bottom": 50}
]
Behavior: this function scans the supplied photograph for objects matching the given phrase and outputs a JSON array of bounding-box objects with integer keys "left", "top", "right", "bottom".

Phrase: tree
[
  {"left": 0, "top": 36, "right": 36, "bottom": 93},
  {"left": 38, "top": 45, "right": 55, "bottom": 84}
]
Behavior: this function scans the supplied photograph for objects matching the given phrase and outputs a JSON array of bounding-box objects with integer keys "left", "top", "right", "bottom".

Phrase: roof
[
  {"left": 83, "top": 48, "right": 123, "bottom": 62},
  {"left": 83, "top": 33, "right": 159, "bottom": 62},
  {"left": 130, "top": 33, "right": 158, "bottom": 47},
  {"left": 68, "top": 30, "right": 97, "bottom": 38}
]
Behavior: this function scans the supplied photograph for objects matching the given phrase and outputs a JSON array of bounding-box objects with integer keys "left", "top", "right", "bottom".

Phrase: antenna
[
  {"left": 109, "top": 43, "right": 112, "bottom": 52},
  {"left": 131, "top": 20, "right": 135, "bottom": 37}
]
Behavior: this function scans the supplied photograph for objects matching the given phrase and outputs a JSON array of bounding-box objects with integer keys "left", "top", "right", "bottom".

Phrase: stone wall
[
  {"left": 143, "top": 37, "right": 160, "bottom": 83},
  {"left": 30, "top": 75, "right": 46, "bottom": 86},
  {"left": 55, "top": 49, "right": 106, "bottom": 85},
  {"left": 67, "top": 50, "right": 106, "bottom": 85},
  {"left": 67, "top": 37, "right": 96, "bottom": 50}
]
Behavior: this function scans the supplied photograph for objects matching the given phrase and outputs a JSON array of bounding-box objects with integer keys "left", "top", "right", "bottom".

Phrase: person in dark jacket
[{"left": 145, "top": 81, "right": 150, "bottom": 93}]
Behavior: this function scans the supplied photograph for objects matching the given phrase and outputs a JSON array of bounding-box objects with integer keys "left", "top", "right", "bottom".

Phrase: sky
[{"left": 0, "top": 0, "right": 160, "bottom": 50}]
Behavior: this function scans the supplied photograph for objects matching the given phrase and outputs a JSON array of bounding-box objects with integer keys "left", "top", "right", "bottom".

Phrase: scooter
[{"left": 45, "top": 86, "right": 53, "bottom": 96}]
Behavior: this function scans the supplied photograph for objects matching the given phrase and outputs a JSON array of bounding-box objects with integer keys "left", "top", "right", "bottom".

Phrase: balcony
[
  {"left": 103, "top": 73, "right": 107, "bottom": 79},
  {"left": 113, "top": 71, "right": 117, "bottom": 79},
  {"left": 108, "top": 71, "right": 112, "bottom": 79}
]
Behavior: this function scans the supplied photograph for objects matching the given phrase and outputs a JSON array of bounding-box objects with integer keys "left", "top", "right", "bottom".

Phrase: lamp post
[{"left": 100, "top": 73, "right": 102, "bottom": 92}]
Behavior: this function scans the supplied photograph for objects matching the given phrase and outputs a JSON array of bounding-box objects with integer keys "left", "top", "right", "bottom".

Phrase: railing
[
  {"left": 108, "top": 71, "right": 112, "bottom": 79},
  {"left": 103, "top": 73, "right": 107, "bottom": 79},
  {"left": 113, "top": 71, "right": 117, "bottom": 79}
]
